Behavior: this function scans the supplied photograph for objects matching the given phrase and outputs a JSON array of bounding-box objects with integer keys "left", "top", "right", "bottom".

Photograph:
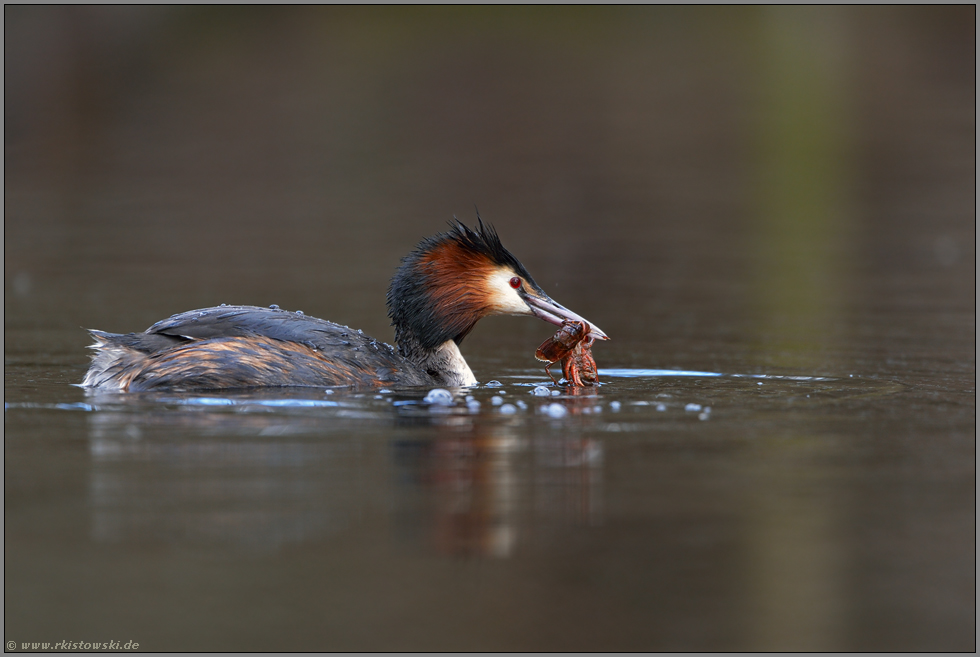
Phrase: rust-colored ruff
[{"left": 418, "top": 240, "right": 500, "bottom": 331}]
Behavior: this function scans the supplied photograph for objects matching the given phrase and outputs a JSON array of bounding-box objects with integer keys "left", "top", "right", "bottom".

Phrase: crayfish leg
[{"left": 544, "top": 361, "right": 560, "bottom": 385}]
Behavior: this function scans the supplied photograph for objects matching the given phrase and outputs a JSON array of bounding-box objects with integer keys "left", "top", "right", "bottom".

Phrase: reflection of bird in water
[
  {"left": 427, "top": 435, "right": 518, "bottom": 558},
  {"left": 81, "top": 220, "right": 606, "bottom": 391},
  {"left": 395, "top": 428, "right": 604, "bottom": 558}
]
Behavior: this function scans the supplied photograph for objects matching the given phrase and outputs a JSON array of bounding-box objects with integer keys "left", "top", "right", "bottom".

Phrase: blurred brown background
[{"left": 7, "top": 6, "right": 973, "bottom": 371}]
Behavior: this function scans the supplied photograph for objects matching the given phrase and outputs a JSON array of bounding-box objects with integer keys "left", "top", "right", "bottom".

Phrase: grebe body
[
  {"left": 82, "top": 220, "right": 606, "bottom": 392},
  {"left": 82, "top": 305, "right": 437, "bottom": 391}
]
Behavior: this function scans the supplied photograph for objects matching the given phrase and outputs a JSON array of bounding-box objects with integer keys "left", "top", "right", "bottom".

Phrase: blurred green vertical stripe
[{"left": 750, "top": 7, "right": 853, "bottom": 370}]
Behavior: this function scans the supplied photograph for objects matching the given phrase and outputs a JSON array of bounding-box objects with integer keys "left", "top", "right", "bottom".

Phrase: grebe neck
[{"left": 396, "top": 333, "right": 477, "bottom": 387}]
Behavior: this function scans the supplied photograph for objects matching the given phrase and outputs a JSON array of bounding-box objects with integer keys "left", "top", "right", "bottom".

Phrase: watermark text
[{"left": 6, "top": 640, "right": 139, "bottom": 651}]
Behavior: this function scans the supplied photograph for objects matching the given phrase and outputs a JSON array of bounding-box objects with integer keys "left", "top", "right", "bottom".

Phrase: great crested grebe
[{"left": 81, "top": 219, "right": 607, "bottom": 392}]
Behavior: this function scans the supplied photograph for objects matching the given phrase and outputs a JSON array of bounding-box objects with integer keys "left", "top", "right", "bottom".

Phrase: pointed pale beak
[{"left": 523, "top": 291, "right": 609, "bottom": 340}]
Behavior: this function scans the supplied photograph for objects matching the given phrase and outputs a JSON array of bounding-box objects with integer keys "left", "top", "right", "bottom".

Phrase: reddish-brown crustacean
[
  {"left": 562, "top": 332, "right": 599, "bottom": 386},
  {"left": 535, "top": 320, "right": 600, "bottom": 386}
]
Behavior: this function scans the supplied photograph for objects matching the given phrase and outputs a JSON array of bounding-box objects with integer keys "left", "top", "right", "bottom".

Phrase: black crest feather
[{"left": 444, "top": 215, "right": 534, "bottom": 281}]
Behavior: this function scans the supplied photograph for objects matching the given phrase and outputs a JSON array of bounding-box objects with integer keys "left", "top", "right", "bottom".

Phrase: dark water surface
[{"left": 5, "top": 6, "right": 975, "bottom": 651}]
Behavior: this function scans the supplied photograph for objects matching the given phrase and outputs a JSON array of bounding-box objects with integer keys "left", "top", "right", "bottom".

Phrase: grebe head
[{"left": 387, "top": 218, "right": 607, "bottom": 353}]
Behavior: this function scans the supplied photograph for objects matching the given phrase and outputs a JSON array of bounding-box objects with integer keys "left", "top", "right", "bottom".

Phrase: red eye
[{"left": 509, "top": 277, "right": 522, "bottom": 289}]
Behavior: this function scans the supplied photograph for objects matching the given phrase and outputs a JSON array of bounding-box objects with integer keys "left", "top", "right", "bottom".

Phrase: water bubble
[
  {"left": 423, "top": 389, "right": 454, "bottom": 405},
  {"left": 551, "top": 390, "right": 561, "bottom": 396},
  {"left": 379, "top": 389, "right": 393, "bottom": 394},
  {"left": 220, "top": 303, "right": 227, "bottom": 307},
  {"left": 269, "top": 304, "right": 280, "bottom": 310},
  {"left": 698, "top": 412, "right": 709, "bottom": 421},
  {"left": 324, "top": 389, "right": 335, "bottom": 395},
  {"left": 757, "top": 382, "right": 763, "bottom": 386},
  {"left": 609, "top": 401, "right": 622, "bottom": 412},
  {"left": 655, "top": 403, "right": 667, "bottom": 412},
  {"left": 685, "top": 403, "right": 702, "bottom": 412},
  {"left": 374, "top": 395, "right": 383, "bottom": 399},
  {"left": 466, "top": 400, "right": 481, "bottom": 413},
  {"left": 491, "top": 396, "right": 504, "bottom": 406},
  {"left": 531, "top": 386, "right": 552, "bottom": 397},
  {"left": 516, "top": 400, "right": 527, "bottom": 410},
  {"left": 295, "top": 310, "right": 304, "bottom": 315},
  {"left": 499, "top": 404, "right": 517, "bottom": 414},
  {"left": 465, "top": 395, "right": 475, "bottom": 402},
  {"left": 486, "top": 380, "right": 503, "bottom": 387},
  {"left": 544, "top": 403, "right": 567, "bottom": 418}
]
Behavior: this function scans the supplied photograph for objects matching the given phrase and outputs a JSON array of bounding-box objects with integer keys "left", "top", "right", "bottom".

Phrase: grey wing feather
[
  {"left": 146, "top": 306, "right": 385, "bottom": 352},
  {"left": 143, "top": 306, "right": 424, "bottom": 383}
]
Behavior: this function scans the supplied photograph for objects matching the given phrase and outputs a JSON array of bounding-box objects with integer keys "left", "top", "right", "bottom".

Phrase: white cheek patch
[{"left": 486, "top": 269, "right": 533, "bottom": 315}]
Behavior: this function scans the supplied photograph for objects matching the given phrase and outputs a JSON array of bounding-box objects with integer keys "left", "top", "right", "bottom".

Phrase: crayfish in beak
[{"left": 534, "top": 320, "right": 600, "bottom": 386}]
